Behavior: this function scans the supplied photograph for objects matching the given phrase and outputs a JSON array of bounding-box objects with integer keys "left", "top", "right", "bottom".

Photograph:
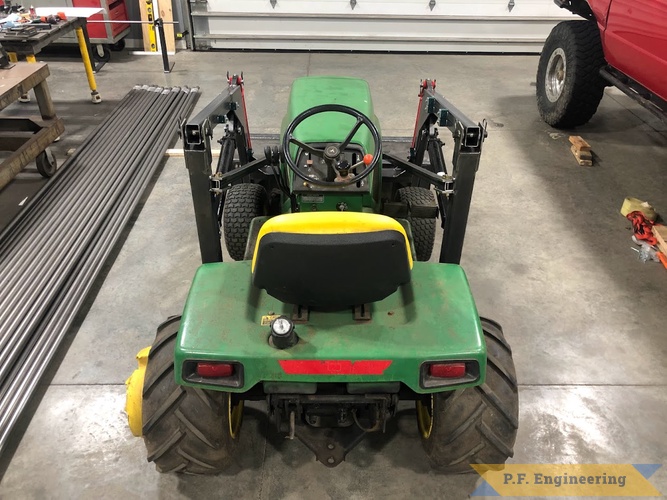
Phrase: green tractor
[{"left": 125, "top": 74, "right": 519, "bottom": 473}]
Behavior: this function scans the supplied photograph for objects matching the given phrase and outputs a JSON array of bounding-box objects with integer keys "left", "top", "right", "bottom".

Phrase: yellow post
[
  {"left": 14, "top": 53, "right": 32, "bottom": 102},
  {"left": 75, "top": 26, "right": 102, "bottom": 104}
]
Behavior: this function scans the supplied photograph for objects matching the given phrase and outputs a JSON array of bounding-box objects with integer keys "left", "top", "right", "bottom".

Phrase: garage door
[{"left": 189, "top": 0, "right": 575, "bottom": 52}]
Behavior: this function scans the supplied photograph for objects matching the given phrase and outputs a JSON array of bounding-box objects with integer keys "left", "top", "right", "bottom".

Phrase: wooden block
[
  {"left": 569, "top": 135, "right": 591, "bottom": 151},
  {"left": 138, "top": 0, "right": 175, "bottom": 53},
  {"left": 653, "top": 225, "right": 667, "bottom": 255},
  {"left": 165, "top": 148, "right": 220, "bottom": 158},
  {"left": 571, "top": 145, "right": 592, "bottom": 160},
  {"left": 157, "top": 0, "right": 175, "bottom": 53},
  {"left": 570, "top": 145, "right": 592, "bottom": 166}
]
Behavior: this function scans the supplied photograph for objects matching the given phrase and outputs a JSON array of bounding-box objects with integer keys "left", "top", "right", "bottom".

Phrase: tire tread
[
  {"left": 396, "top": 187, "right": 437, "bottom": 261},
  {"left": 141, "top": 317, "right": 240, "bottom": 474},
  {"left": 419, "top": 318, "right": 519, "bottom": 473},
  {"left": 223, "top": 184, "right": 267, "bottom": 261},
  {"left": 536, "top": 20, "right": 607, "bottom": 128}
]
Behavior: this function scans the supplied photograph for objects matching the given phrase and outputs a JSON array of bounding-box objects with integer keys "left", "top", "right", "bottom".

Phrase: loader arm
[
  {"left": 182, "top": 74, "right": 267, "bottom": 264},
  {"left": 384, "top": 80, "right": 487, "bottom": 264}
]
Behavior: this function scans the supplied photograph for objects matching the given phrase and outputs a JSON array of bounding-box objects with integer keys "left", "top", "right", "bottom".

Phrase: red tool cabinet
[
  {"left": 73, "top": 0, "right": 130, "bottom": 44},
  {"left": 30, "top": 0, "right": 130, "bottom": 46}
]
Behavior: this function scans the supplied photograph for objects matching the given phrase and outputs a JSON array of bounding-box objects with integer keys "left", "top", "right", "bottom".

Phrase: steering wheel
[{"left": 281, "top": 104, "right": 381, "bottom": 187}]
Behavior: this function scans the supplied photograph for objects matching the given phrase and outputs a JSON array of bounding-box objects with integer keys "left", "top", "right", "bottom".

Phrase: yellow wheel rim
[
  {"left": 228, "top": 394, "right": 244, "bottom": 439},
  {"left": 125, "top": 346, "right": 151, "bottom": 437},
  {"left": 416, "top": 396, "right": 434, "bottom": 439}
]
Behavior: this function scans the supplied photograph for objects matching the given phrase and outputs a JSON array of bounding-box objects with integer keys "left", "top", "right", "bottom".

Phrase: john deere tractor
[{"left": 126, "top": 74, "right": 519, "bottom": 473}]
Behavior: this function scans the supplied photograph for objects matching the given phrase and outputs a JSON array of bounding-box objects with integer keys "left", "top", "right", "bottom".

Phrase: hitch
[
  {"left": 271, "top": 393, "right": 396, "bottom": 467},
  {"left": 295, "top": 425, "right": 367, "bottom": 467}
]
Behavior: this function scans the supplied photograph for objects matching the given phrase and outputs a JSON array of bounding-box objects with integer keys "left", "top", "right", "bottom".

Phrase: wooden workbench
[
  {"left": 0, "top": 13, "right": 103, "bottom": 103},
  {"left": 0, "top": 62, "right": 64, "bottom": 190}
]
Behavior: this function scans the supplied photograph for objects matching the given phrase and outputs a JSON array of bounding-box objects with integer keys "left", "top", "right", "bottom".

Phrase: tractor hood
[{"left": 280, "top": 76, "right": 381, "bottom": 155}]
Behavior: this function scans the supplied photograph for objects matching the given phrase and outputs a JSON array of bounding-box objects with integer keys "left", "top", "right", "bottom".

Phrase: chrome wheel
[{"left": 545, "top": 48, "right": 566, "bottom": 102}]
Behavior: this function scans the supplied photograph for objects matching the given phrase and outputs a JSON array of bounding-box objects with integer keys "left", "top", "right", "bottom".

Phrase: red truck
[{"left": 536, "top": 0, "right": 667, "bottom": 127}]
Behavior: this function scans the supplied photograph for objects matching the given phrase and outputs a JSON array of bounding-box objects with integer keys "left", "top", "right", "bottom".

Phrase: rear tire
[
  {"left": 416, "top": 318, "right": 519, "bottom": 472},
  {"left": 396, "top": 187, "right": 437, "bottom": 261},
  {"left": 142, "top": 316, "right": 243, "bottom": 474},
  {"left": 536, "top": 20, "right": 606, "bottom": 128},
  {"left": 222, "top": 184, "right": 267, "bottom": 261}
]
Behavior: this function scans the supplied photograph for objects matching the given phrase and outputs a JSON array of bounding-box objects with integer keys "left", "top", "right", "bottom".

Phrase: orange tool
[{"left": 658, "top": 252, "right": 667, "bottom": 270}]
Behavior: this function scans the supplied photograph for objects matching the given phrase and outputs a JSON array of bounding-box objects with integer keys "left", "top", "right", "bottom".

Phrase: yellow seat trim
[{"left": 251, "top": 212, "right": 413, "bottom": 272}]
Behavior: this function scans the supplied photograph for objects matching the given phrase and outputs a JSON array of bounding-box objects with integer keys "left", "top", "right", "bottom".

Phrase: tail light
[
  {"left": 428, "top": 362, "right": 466, "bottom": 378},
  {"left": 196, "top": 362, "right": 234, "bottom": 378},
  {"left": 420, "top": 360, "right": 478, "bottom": 388},
  {"left": 184, "top": 360, "right": 244, "bottom": 388}
]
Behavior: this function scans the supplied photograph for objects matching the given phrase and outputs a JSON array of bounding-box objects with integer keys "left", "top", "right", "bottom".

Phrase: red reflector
[
  {"left": 279, "top": 360, "right": 392, "bottom": 375},
  {"left": 196, "top": 362, "right": 234, "bottom": 378},
  {"left": 428, "top": 362, "right": 466, "bottom": 378}
]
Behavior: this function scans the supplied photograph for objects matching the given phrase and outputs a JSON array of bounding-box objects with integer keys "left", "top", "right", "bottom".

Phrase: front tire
[
  {"left": 536, "top": 20, "right": 606, "bottom": 128},
  {"left": 396, "top": 187, "right": 437, "bottom": 261},
  {"left": 416, "top": 318, "right": 519, "bottom": 472},
  {"left": 142, "top": 316, "right": 244, "bottom": 474},
  {"left": 222, "top": 183, "right": 268, "bottom": 261}
]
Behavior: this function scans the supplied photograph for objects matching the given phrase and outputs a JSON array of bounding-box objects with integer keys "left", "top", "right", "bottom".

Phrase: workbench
[
  {"left": 0, "top": 12, "right": 102, "bottom": 103},
  {"left": 0, "top": 62, "right": 64, "bottom": 191},
  {"left": 31, "top": 1, "right": 130, "bottom": 52}
]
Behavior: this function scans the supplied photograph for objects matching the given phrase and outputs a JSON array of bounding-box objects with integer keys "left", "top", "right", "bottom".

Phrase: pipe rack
[{"left": 0, "top": 84, "right": 199, "bottom": 452}]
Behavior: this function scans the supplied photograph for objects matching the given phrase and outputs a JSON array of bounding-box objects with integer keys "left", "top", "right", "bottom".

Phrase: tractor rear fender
[{"left": 174, "top": 261, "right": 486, "bottom": 396}]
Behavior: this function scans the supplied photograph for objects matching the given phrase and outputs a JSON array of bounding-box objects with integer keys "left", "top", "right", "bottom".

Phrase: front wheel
[
  {"left": 396, "top": 187, "right": 437, "bottom": 262},
  {"left": 416, "top": 318, "right": 519, "bottom": 472},
  {"left": 141, "top": 316, "right": 244, "bottom": 474},
  {"left": 222, "top": 183, "right": 268, "bottom": 261},
  {"left": 536, "top": 20, "right": 606, "bottom": 128}
]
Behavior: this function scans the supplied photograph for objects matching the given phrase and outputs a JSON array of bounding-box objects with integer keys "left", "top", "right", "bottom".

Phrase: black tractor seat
[{"left": 251, "top": 212, "right": 413, "bottom": 308}]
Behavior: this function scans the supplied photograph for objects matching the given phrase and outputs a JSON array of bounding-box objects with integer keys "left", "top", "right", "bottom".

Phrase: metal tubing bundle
[{"left": 0, "top": 85, "right": 200, "bottom": 451}]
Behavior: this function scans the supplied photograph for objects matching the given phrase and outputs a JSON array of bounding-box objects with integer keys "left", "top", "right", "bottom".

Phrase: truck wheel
[
  {"left": 536, "top": 20, "right": 606, "bottom": 128},
  {"left": 396, "top": 187, "right": 436, "bottom": 261},
  {"left": 416, "top": 318, "right": 519, "bottom": 472},
  {"left": 142, "top": 316, "right": 244, "bottom": 474},
  {"left": 223, "top": 183, "right": 267, "bottom": 261}
]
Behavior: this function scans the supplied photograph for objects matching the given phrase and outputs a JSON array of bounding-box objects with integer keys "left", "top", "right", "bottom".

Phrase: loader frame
[{"left": 182, "top": 75, "right": 486, "bottom": 265}]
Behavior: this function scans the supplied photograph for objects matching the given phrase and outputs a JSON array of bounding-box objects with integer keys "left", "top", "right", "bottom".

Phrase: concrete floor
[{"left": 0, "top": 49, "right": 666, "bottom": 499}]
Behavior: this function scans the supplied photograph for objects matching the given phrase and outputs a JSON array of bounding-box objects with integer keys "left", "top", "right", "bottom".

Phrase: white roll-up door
[{"left": 189, "top": 0, "right": 576, "bottom": 52}]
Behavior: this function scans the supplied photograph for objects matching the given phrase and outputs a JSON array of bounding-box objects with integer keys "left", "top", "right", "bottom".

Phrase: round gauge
[{"left": 271, "top": 317, "right": 292, "bottom": 336}]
